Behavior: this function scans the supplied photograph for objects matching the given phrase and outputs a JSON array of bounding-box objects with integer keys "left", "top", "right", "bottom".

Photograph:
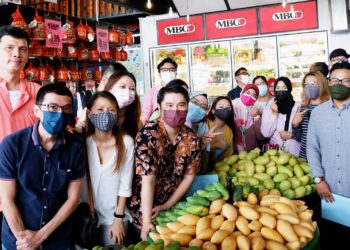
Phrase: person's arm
[
  {"left": 140, "top": 175, "right": 156, "bottom": 240},
  {"left": 260, "top": 103, "right": 278, "bottom": 138},
  {"left": 141, "top": 88, "right": 155, "bottom": 123},
  {"left": 0, "top": 180, "right": 26, "bottom": 239}
]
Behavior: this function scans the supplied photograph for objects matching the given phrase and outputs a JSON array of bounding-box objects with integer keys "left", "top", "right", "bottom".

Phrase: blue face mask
[
  {"left": 41, "top": 111, "right": 70, "bottom": 135},
  {"left": 258, "top": 85, "right": 268, "bottom": 97},
  {"left": 186, "top": 102, "right": 206, "bottom": 123}
]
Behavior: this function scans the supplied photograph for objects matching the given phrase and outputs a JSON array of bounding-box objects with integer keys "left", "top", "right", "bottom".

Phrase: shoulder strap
[{"left": 84, "top": 139, "right": 95, "bottom": 214}]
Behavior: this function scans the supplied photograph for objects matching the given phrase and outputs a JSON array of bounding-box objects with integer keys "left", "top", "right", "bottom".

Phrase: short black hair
[
  {"left": 36, "top": 83, "right": 73, "bottom": 105},
  {"left": 274, "top": 76, "right": 293, "bottom": 92},
  {"left": 330, "top": 61, "right": 350, "bottom": 74},
  {"left": 235, "top": 67, "right": 248, "bottom": 77},
  {"left": 166, "top": 79, "right": 189, "bottom": 90},
  {"left": 157, "top": 57, "right": 178, "bottom": 73},
  {"left": 157, "top": 80, "right": 189, "bottom": 105},
  {"left": 310, "top": 62, "right": 329, "bottom": 77},
  {"left": 253, "top": 75, "right": 267, "bottom": 85},
  {"left": 0, "top": 25, "right": 30, "bottom": 47},
  {"left": 111, "top": 62, "right": 127, "bottom": 72}
]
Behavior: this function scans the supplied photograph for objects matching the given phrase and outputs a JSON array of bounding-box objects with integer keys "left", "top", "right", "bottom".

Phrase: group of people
[{"left": 0, "top": 24, "right": 349, "bottom": 250}]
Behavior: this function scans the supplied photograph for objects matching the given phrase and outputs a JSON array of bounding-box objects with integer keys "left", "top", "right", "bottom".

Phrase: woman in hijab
[
  {"left": 232, "top": 84, "right": 265, "bottom": 152},
  {"left": 260, "top": 77, "right": 301, "bottom": 156}
]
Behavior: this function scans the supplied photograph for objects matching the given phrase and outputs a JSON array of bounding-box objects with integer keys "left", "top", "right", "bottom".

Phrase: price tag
[
  {"left": 45, "top": 19, "right": 62, "bottom": 49},
  {"left": 96, "top": 27, "right": 109, "bottom": 53}
]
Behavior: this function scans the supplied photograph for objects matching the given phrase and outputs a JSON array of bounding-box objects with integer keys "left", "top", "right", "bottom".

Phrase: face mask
[
  {"left": 240, "top": 74, "right": 250, "bottom": 85},
  {"left": 329, "top": 84, "right": 350, "bottom": 100},
  {"left": 304, "top": 86, "right": 320, "bottom": 100},
  {"left": 215, "top": 108, "right": 232, "bottom": 121},
  {"left": 258, "top": 85, "right": 268, "bottom": 96},
  {"left": 160, "top": 71, "right": 176, "bottom": 84},
  {"left": 90, "top": 111, "right": 118, "bottom": 132},
  {"left": 163, "top": 109, "right": 187, "bottom": 128},
  {"left": 41, "top": 111, "right": 70, "bottom": 135},
  {"left": 241, "top": 94, "right": 256, "bottom": 106},
  {"left": 275, "top": 91, "right": 290, "bottom": 101},
  {"left": 186, "top": 102, "right": 206, "bottom": 123},
  {"left": 112, "top": 88, "right": 135, "bottom": 108}
]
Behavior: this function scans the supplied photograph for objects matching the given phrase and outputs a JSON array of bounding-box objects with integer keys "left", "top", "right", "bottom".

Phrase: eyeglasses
[
  {"left": 160, "top": 68, "right": 176, "bottom": 73},
  {"left": 304, "top": 81, "right": 319, "bottom": 87},
  {"left": 39, "top": 103, "right": 73, "bottom": 114},
  {"left": 328, "top": 77, "right": 350, "bottom": 87}
]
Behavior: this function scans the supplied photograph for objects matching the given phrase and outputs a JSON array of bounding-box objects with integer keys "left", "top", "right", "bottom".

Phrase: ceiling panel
[
  {"left": 172, "top": 0, "right": 228, "bottom": 16},
  {"left": 227, "top": 0, "right": 308, "bottom": 9}
]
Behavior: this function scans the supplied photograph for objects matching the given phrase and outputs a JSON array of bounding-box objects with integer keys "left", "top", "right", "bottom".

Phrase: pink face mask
[
  {"left": 241, "top": 93, "right": 256, "bottom": 106},
  {"left": 162, "top": 109, "right": 187, "bottom": 128},
  {"left": 111, "top": 88, "right": 135, "bottom": 108}
]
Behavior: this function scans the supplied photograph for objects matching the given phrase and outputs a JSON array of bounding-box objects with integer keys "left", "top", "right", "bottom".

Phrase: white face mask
[
  {"left": 111, "top": 88, "right": 135, "bottom": 108},
  {"left": 160, "top": 71, "right": 176, "bottom": 84},
  {"left": 240, "top": 74, "right": 250, "bottom": 85}
]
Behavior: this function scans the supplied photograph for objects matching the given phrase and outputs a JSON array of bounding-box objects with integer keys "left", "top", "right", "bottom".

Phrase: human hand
[
  {"left": 151, "top": 205, "right": 165, "bottom": 220},
  {"left": 292, "top": 106, "right": 308, "bottom": 128},
  {"left": 202, "top": 125, "right": 223, "bottom": 145},
  {"left": 316, "top": 181, "right": 334, "bottom": 203},
  {"left": 108, "top": 219, "right": 125, "bottom": 244},
  {"left": 16, "top": 230, "right": 44, "bottom": 250},
  {"left": 279, "top": 131, "right": 292, "bottom": 141},
  {"left": 250, "top": 107, "right": 260, "bottom": 118},
  {"left": 140, "top": 222, "right": 154, "bottom": 241},
  {"left": 270, "top": 100, "right": 278, "bottom": 115}
]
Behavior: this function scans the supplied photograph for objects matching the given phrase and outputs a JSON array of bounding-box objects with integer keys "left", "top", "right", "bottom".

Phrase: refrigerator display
[
  {"left": 123, "top": 48, "right": 144, "bottom": 96},
  {"left": 233, "top": 36, "right": 278, "bottom": 80},
  {"left": 150, "top": 46, "right": 189, "bottom": 87},
  {"left": 190, "top": 41, "right": 232, "bottom": 97},
  {"left": 278, "top": 31, "right": 328, "bottom": 100}
]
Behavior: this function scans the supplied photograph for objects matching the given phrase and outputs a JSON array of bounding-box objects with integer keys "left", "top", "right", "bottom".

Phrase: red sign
[
  {"left": 157, "top": 16, "right": 204, "bottom": 45},
  {"left": 45, "top": 18, "right": 62, "bottom": 49},
  {"left": 259, "top": 1, "right": 318, "bottom": 34},
  {"left": 205, "top": 9, "right": 258, "bottom": 39},
  {"left": 96, "top": 27, "right": 109, "bottom": 52}
]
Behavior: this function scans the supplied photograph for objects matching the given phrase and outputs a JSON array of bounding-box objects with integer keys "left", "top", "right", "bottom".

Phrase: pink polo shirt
[
  {"left": 141, "top": 85, "right": 162, "bottom": 123},
  {"left": 0, "top": 78, "right": 41, "bottom": 142}
]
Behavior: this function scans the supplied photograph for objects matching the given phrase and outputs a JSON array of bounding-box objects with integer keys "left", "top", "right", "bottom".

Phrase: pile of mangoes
[{"left": 214, "top": 148, "right": 316, "bottom": 199}]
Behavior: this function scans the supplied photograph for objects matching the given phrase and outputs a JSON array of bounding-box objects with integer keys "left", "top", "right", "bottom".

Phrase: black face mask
[
  {"left": 215, "top": 108, "right": 232, "bottom": 121},
  {"left": 275, "top": 91, "right": 290, "bottom": 101}
]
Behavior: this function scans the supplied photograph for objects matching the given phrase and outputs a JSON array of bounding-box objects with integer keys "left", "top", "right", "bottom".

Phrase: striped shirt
[
  {"left": 292, "top": 104, "right": 317, "bottom": 159},
  {"left": 307, "top": 98, "right": 350, "bottom": 198}
]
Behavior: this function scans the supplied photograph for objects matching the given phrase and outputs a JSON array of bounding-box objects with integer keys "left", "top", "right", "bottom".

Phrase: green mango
[
  {"left": 279, "top": 180, "right": 292, "bottom": 192},
  {"left": 255, "top": 184, "right": 265, "bottom": 192},
  {"left": 289, "top": 157, "right": 297, "bottom": 167},
  {"left": 246, "top": 177, "right": 260, "bottom": 186},
  {"left": 127, "top": 245, "right": 135, "bottom": 250},
  {"left": 266, "top": 160, "right": 276, "bottom": 168},
  {"left": 273, "top": 173, "right": 289, "bottom": 182},
  {"left": 205, "top": 184, "right": 216, "bottom": 192},
  {"left": 255, "top": 164, "right": 266, "bottom": 173},
  {"left": 295, "top": 186, "right": 306, "bottom": 198},
  {"left": 223, "top": 154, "right": 239, "bottom": 165},
  {"left": 238, "top": 151, "right": 248, "bottom": 160},
  {"left": 291, "top": 178, "right": 302, "bottom": 189},
  {"left": 254, "top": 155, "right": 270, "bottom": 165},
  {"left": 145, "top": 243, "right": 163, "bottom": 250},
  {"left": 228, "top": 166, "right": 238, "bottom": 177},
  {"left": 305, "top": 185, "right": 313, "bottom": 196},
  {"left": 266, "top": 149, "right": 277, "bottom": 156},
  {"left": 293, "top": 165, "right": 304, "bottom": 178},
  {"left": 300, "top": 163, "right": 311, "bottom": 174},
  {"left": 244, "top": 161, "right": 255, "bottom": 177},
  {"left": 263, "top": 179, "right": 275, "bottom": 189},
  {"left": 299, "top": 175, "right": 310, "bottom": 186},
  {"left": 185, "top": 205, "right": 209, "bottom": 216},
  {"left": 266, "top": 166, "right": 278, "bottom": 176},
  {"left": 212, "top": 181, "right": 230, "bottom": 200},
  {"left": 164, "top": 241, "right": 181, "bottom": 250},
  {"left": 278, "top": 165, "right": 294, "bottom": 177},
  {"left": 254, "top": 173, "right": 271, "bottom": 181},
  {"left": 282, "top": 189, "right": 296, "bottom": 199},
  {"left": 277, "top": 153, "right": 291, "bottom": 165},
  {"left": 186, "top": 196, "right": 210, "bottom": 207},
  {"left": 236, "top": 171, "right": 248, "bottom": 177},
  {"left": 135, "top": 241, "right": 150, "bottom": 250}
]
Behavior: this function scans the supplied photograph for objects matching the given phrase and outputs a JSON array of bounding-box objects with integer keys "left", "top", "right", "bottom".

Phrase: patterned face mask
[{"left": 90, "top": 111, "right": 118, "bottom": 132}]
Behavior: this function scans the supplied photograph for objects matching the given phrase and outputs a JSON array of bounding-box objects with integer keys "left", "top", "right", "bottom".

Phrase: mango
[
  {"left": 185, "top": 206, "right": 208, "bottom": 216},
  {"left": 273, "top": 173, "right": 289, "bottom": 182},
  {"left": 279, "top": 180, "right": 292, "bottom": 192},
  {"left": 290, "top": 178, "right": 302, "bottom": 189},
  {"left": 282, "top": 189, "right": 296, "bottom": 199},
  {"left": 277, "top": 153, "right": 291, "bottom": 165},
  {"left": 228, "top": 167, "right": 238, "bottom": 177},
  {"left": 246, "top": 152, "right": 258, "bottom": 161},
  {"left": 135, "top": 241, "right": 150, "bottom": 250},
  {"left": 223, "top": 154, "right": 239, "bottom": 165},
  {"left": 254, "top": 156, "right": 270, "bottom": 165},
  {"left": 255, "top": 165, "right": 266, "bottom": 173},
  {"left": 300, "top": 163, "right": 311, "bottom": 174},
  {"left": 247, "top": 177, "right": 260, "bottom": 186},
  {"left": 299, "top": 175, "right": 310, "bottom": 186},
  {"left": 244, "top": 161, "right": 256, "bottom": 177},
  {"left": 263, "top": 179, "right": 275, "bottom": 190},
  {"left": 278, "top": 165, "right": 293, "bottom": 177},
  {"left": 266, "top": 149, "right": 277, "bottom": 156},
  {"left": 288, "top": 157, "right": 297, "bottom": 167},
  {"left": 239, "top": 151, "right": 248, "bottom": 160},
  {"left": 266, "top": 166, "right": 278, "bottom": 176},
  {"left": 266, "top": 161, "right": 276, "bottom": 168},
  {"left": 293, "top": 165, "right": 304, "bottom": 178},
  {"left": 145, "top": 243, "right": 163, "bottom": 250},
  {"left": 305, "top": 185, "right": 313, "bottom": 196},
  {"left": 295, "top": 186, "right": 306, "bottom": 198},
  {"left": 254, "top": 173, "right": 271, "bottom": 182}
]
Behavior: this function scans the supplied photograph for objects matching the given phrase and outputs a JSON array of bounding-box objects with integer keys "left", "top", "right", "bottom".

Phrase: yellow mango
[
  {"left": 276, "top": 219, "right": 298, "bottom": 242},
  {"left": 259, "top": 213, "right": 277, "bottom": 229},
  {"left": 236, "top": 216, "right": 250, "bottom": 236},
  {"left": 237, "top": 235, "right": 250, "bottom": 250},
  {"left": 211, "top": 215, "right": 225, "bottom": 230},
  {"left": 177, "top": 214, "right": 200, "bottom": 226},
  {"left": 196, "top": 217, "right": 211, "bottom": 236},
  {"left": 250, "top": 236, "right": 266, "bottom": 250},
  {"left": 219, "top": 220, "right": 236, "bottom": 233},
  {"left": 209, "top": 199, "right": 225, "bottom": 214},
  {"left": 239, "top": 206, "right": 260, "bottom": 221},
  {"left": 221, "top": 234, "right": 236, "bottom": 250},
  {"left": 261, "top": 227, "right": 284, "bottom": 244},
  {"left": 210, "top": 230, "right": 230, "bottom": 244}
]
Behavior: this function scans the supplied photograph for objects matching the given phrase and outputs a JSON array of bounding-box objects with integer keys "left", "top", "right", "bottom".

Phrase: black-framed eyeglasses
[
  {"left": 328, "top": 77, "right": 350, "bottom": 87},
  {"left": 39, "top": 103, "right": 73, "bottom": 114},
  {"left": 160, "top": 68, "right": 176, "bottom": 73}
]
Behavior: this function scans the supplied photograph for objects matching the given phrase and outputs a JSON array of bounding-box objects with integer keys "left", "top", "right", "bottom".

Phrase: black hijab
[{"left": 274, "top": 77, "right": 295, "bottom": 131}]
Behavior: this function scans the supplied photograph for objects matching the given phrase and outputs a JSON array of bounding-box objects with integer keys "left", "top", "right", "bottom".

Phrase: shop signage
[
  {"left": 96, "top": 27, "right": 109, "bottom": 52},
  {"left": 157, "top": 16, "right": 204, "bottom": 45},
  {"left": 259, "top": 0, "right": 318, "bottom": 34},
  {"left": 205, "top": 9, "right": 258, "bottom": 39},
  {"left": 45, "top": 18, "right": 62, "bottom": 49}
]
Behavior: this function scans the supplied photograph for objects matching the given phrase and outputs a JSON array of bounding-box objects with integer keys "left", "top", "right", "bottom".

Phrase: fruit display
[{"left": 214, "top": 148, "right": 316, "bottom": 200}]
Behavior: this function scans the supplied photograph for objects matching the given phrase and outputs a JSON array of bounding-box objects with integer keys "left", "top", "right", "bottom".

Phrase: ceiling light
[
  {"left": 169, "top": 7, "right": 173, "bottom": 14},
  {"left": 282, "top": 0, "right": 287, "bottom": 8},
  {"left": 147, "top": 0, "right": 152, "bottom": 9}
]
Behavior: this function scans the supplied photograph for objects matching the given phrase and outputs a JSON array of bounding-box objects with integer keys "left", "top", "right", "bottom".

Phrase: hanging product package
[
  {"left": 126, "top": 30, "right": 134, "bottom": 45},
  {"left": 25, "top": 62, "right": 39, "bottom": 82},
  {"left": 81, "top": 64, "right": 93, "bottom": 81},
  {"left": 11, "top": 8, "right": 30, "bottom": 34},
  {"left": 29, "top": 11, "right": 46, "bottom": 41},
  {"left": 56, "top": 46, "right": 67, "bottom": 58},
  {"left": 85, "top": 21, "right": 95, "bottom": 42},
  {"left": 89, "top": 45, "right": 99, "bottom": 62},
  {"left": 76, "top": 19, "right": 87, "bottom": 41},
  {"left": 39, "top": 61, "right": 50, "bottom": 82},
  {"left": 68, "top": 64, "right": 80, "bottom": 82},
  {"left": 56, "top": 62, "right": 69, "bottom": 82},
  {"left": 78, "top": 43, "right": 89, "bottom": 61},
  {"left": 29, "top": 41, "right": 43, "bottom": 57},
  {"left": 120, "top": 47, "right": 128, "bottom": 61},
  {"left": 108, "top": 27, "right": 119, "bottom": 44},
  {"left": 62, "top": 18, "right": 77, "bottom": 44},
  {"left": 43, "top": 45, "right": 56, "bottom": 58},
  {"left": 67, "top": 44, "right": 77, "bottom": 59},
  {"left": 92, "top": 66, "right": 102, "bottom": 82}
]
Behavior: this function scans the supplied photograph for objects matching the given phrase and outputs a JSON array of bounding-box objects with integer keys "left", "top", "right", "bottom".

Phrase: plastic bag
[
  {"left": 29, "top": 11, "right": 46, "bottom": 40},
  {"left": 25, "top": 62, "right": 39, "bottom": 82},
  {"left": 76, "top": 20, "right": 87, "bottom": 41},
  {"left": 62, "top": 19, "right": 77, "bottom": 44},
  {"left": 11, "top": 8, "right": 30, "bottom": 35}
]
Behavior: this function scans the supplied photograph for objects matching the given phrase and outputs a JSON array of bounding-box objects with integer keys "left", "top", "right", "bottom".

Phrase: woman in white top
[{"left": 84, "top": 91, "right": 134, "bottom": 247}]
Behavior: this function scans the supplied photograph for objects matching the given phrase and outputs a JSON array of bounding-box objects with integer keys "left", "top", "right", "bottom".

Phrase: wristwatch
[
  {"left": 113, "top": 212, "right": 125, "bottom": 218},
  {"left": 313, "top": 176, "right": 324, "bottom": 184}
]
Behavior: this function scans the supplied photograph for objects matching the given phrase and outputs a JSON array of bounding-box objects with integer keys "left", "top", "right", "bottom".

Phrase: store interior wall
[{"left": 140, "top": 0, "right": 350, "bottom": 91}]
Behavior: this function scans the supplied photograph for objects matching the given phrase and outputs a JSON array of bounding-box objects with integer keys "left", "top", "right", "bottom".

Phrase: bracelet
[{"left": 113, "top": 212, "right": 125, "bottom": 218}]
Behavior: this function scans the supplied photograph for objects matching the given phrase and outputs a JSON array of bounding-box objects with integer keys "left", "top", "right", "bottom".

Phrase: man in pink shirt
[
  {"left": 0, "top": 26, "right": 41, "bottom": 143},
  {"left": 141, "top": 58, "right": 177, "bottom": 123}
]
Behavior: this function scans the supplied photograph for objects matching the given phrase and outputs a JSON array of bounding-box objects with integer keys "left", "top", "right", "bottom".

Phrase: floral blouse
[{"left": 128, "top": 120, "right": 200, "bottom": 226}]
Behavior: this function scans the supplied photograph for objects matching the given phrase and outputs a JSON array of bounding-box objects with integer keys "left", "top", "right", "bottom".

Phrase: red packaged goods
[
  {"left": 101, "top": 51, "right": 112, "bottom": 61},
  {"left": 85, "top": 21, "right": 95, "bottom": 42},
  {"left": 81, "top": 64, "right": 92, "bottom": 81},
  {"left": 55, "top": 63, "right": 69, "bottom": 82},
  {"left": 92, "top": 66, "right": 102, "bottom": 82},
  {"left": 120, "top": 47, "right": 128, "bottom": 61},
  {"left": 47, "top": 64, "right": 55, "bottom": 82},
  {"left": 25, "top": 62, "right": 39, "bottom": 81},
  {"left": 126, "top": 30, "right": 133, "bottom": 45},
  {"left": 89, "top": 45, "right": 99, "bottom": 62},
  {"left": 56, "top": 46, "right": 67, "bottom": 58},
  {"left": 11, "top": 8, "right": 30, "bottom": 35},
  {"left": 62, "top": 19, "right": 77, "bottom": 44},
  {"left": 115, "top": 48, "right": 122, "bottom": 61},
  {"left": 119, "top": 31, "right": 126, "bottom": 46},
  {"left": 39, "top": 62, "right": 50, "bottom": 81},
  {"left": 29, "top": 41, "right": 43, "bottom": 57},
  {"left": 68, "top": 64, "right": 80, "bottom": 82},
  {"left": 76, "top": 20, "right": 87, "bottom": 41},
  {"left": 29, "top": 11, "right": 46, "bottom": 41},
  {"left": 67, "top": 44, "right": 77, "bottom": 58},
  {"left": 108, "top": 27, "right": 119, "bottom": 44},
  {"left": 43, "top": 45, "right": 56, "bottom": 58},
  {"left": 78, "top": 43, "right": 89, "bottom": 61}
]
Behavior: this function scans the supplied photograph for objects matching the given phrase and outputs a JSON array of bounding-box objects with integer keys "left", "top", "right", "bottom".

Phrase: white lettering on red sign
[
  {"left": 164, "top": 24, "right": 196, "bottom": 35},
  {"left": 215, "top": 18, "right": 247, "bottom": 29},
  {"left": 272, "top": 10, "right": 303, "bottom": 21}
]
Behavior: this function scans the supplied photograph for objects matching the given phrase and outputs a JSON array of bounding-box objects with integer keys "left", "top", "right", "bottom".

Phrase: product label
[
  {"left": 96, "top": 27, "right": 109, "bottom": 52},
  {"left": 164, "top": 24, "right": 196, "bottom": 35},
  {"left": 45, "top": 19, "right": 62, "bottom": 48}
]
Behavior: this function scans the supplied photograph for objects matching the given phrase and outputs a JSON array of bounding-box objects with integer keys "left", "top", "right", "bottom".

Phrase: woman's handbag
[{"left": 73, "top": 143, "right": 101, "bottom": 248}]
